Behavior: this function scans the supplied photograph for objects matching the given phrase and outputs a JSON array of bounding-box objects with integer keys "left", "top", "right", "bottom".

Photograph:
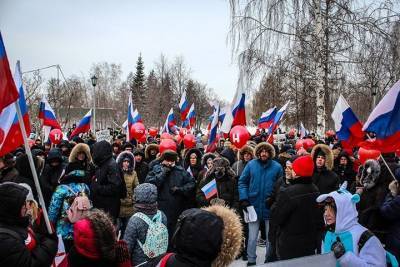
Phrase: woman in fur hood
[
  {"left": 232, "top": 145, "right": 254, "bottom": 178},
  {"left": 196, "top": 157, "right": 239, "bottom": 210},
  {"left": 310, "top": 144, "right": 339, "bottom": 194},
  {"left": 198, "top": 153, "right": 217, "bottom": 182},
  {"left": 64, "top": 143, "right": 95, "bottom": 185}
]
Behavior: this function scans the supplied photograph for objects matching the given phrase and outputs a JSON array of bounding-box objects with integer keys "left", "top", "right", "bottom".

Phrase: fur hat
[
  {"left": 311, "top": 144, "right": 334, "bottom": 170},
  {"left": 201, "top": 152, "right": 217, "bottom": 167},
  {"left": 238, "top": 145, "right": 254, "bottom": 161},
  {"left": 74, "top": 209, "right": 116, "bottom": 261},
  {"left": 116, "top": 151, "right": 135, "bottom": 172},
  {"left": 69, "top": 143, "right": 92, "bottom": 163},
  {"left": 292, "top": 155, "right": 314, "bottom": 177},
  {"left": 145, "top": 144, "right": 159, "bottom": 159},
  {"left": 159, "top": 150, "right": 178, "bottom": 162},
  {"left": 134, "top": 183, "right": 158, "bottom": 204},
  {"left": 254, "top": 142, "right": 276, "bottom": 159}
]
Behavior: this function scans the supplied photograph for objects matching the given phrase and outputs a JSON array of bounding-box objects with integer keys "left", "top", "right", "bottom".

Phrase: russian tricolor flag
[
  {"left": 182, "top": 103, "right": 195, "bottom": 129},
  {"left": 362, "top": 80, "right": 400, "bottom": 153},
  {"left": 218, "top": 106, "right": 227, "bottom": 125},
  {"left": 331, "top": 95, "right": 364, "bottom": 149},
  {"left": 206, "top": 105, "right": 219, "bottom": 152},
  {"left": 38, "top": 97, "right": 61, "bottom": 129},
  {"left": 258, "top": 107, "right": 277, "bottom": 129},
  {"left": 0, "top": 61, "right": 31, "bottom": 156},
  {"left": 162, "top": 108, "right": 178, "bottom": 134},
  {"left": 299, "top": 122, "right": 309, "bottom": 139},
  {"left": 69, "top": 109, "right": 92, "bottom": 139},
  {"left": 268, "top": 101, "right": 289, "bottom": 134},
  {"left": 0, "top": 32, "right": 19, "bottom": 114},
  {"left": 179, "top": 91, "right": 190, "bottom": 122},
  {"left": 201, "top": 178, "right": 218, "bottom": 200},
  {"left": 232, "top": 92, "right": 246, "bottom": 126}
]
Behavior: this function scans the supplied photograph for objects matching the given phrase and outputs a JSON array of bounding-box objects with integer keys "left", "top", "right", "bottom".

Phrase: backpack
[
  {"left": 133, "top": 211, "right": 168, "bottom": 259},
  {"left": 358, "top": 230, "right": 399, "bottom": 267},
  {"left": 63, "top": 185, "right": 91, "bottom": 223}
]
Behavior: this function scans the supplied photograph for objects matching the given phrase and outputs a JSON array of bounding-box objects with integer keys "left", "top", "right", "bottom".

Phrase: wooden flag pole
[{"left": 15, "top": 100, "right": 53, "bottom": 233}]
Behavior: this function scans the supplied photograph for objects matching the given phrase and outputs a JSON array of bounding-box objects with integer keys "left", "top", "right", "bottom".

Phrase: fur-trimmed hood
[
  {"left": 116, "top": 150, "right": 135, "bottom": 172},
  {"left": 145, "top": 143, "right": 159, "bottom": 159},
  {"left": 237, "top": 145, "right": 254, "bottom": 161},
  {"left": 203, "top": 204, "right": 243, "bottom": 267},
  {"left": 311, "top": 144, "right": 334, "bottom": 170},
  {"left": 69, "top": 143, "right": 92, "bottom": 163},
  {"left": 254, "top": 142, "right": 276, "bottom": 159},
  {"left": 205, "top": 157, "right": 236, "bottom": 180},
  {"left": 201, "top": 152, "right": 217, "bottom": 167},
  {"left": 183, "top": 148, "right": 203, "bottom": 170}
]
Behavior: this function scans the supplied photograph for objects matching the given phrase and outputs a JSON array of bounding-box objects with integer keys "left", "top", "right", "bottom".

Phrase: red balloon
[
  {"left": 160, "top": 132, "right": 173, "bottom": 140},
  {"left": 159, "top": 139, "right": 177, "bottom": 154},
  {"left": 130, "top": 122, "right": 146, "bottom": 140},
  {"left": 49, "top": 129, "right": 63, "bottom": 145},
  {"left": 229, "top": 125, "right": 250, "bottom": 149},
  {"left": 295, "top": 139, "right": 305, "bottom": 150},
  {"left": 138, "top": 134, "right": 147, "bottom": 144},
  {"left": 303, "top": 138, "right": 316, "bottom": 151},
  {"left": 148, "top": 127, "right": 158, "bottom": 137},
  {"left": 183, "top": 134, "right": 196, "bottom": 149},
  {"left": 358, "top": 147, "right": 381, "bottom": 164},
  {"left": 179, "top": 128, "right": 188, "bottom": 138}
]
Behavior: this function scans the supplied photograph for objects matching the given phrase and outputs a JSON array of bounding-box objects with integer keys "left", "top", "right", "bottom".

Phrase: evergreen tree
[{"left": 130, "top": 54, "right": 146, "bottom": 120}]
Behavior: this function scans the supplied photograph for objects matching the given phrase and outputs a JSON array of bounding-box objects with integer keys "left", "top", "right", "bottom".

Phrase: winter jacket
[
  {"left": 380, "top": 193, "right": 400, "bottom": 260},
  {"left": 145, "top": 144, "right": 159, "bottom": 164},
  {"left": 91, "top": 141, "right": 123, "bottom": 220},
  {"left": 311, "top": 144, "right": 339, "bottom": 194},
  {"left": 40, "top": 148, "right": 66, "bottom": 207},
  {"left": 145, "top": 163, "right": 195, "bottom": 238},
  {"left": 0, "top": 167, "right": 19, "bottom": 183},
  {"left": 123, "top": 211, "right": 167, "bottom": 265},
  {"left": 0, "top": 182, "right": 58, "bottom": 267},
  {"left": 135, "top": 161, "right": 149, "bottom": 184},
  {"left": 66, "top": 143, "right": 95, "bottom": 185},
  {"left": 48, "top": 182, "right": 90, "bottom": 240},
  {"left": 333, "top": 152, "right": 356, "bottom": 187},
  {"left": 197, "top": 157, "right": 239, "bottom": 210},
  {"left": 319, "top": 185, "right": 386, "bottom": 267},
  {"left": 116, "top": 151, "right": 139, "bottom": 218},
  {"left": 238, "top": 142, "right": 283, "bottom": 220},
  {"left": 15, "top": 154, "right": 41, "bottom": 201},
  {"left": 183, "top": 148, "right": 203, "bottom": 184},
  {"left": 197, "top": 153, "right": 217, "bottom": 182},
  {"left": 272, "top": 177, "right": 321, "bottom": 260},
  {"left": 220, "top": 147, "right": 236, "bottom": 166}
]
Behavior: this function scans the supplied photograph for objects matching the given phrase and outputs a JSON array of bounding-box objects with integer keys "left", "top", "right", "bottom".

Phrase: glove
[
  {"left": 389, "top": 180, "right": 398, "bottom": 197},
  {"left": 240, "top": 200, "right": 251, "bottom": 211},
  {"left": 331, "top": 237, "right": 345, "bottom": 259}
]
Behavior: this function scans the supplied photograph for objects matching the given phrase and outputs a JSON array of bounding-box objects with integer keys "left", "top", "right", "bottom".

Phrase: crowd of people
[{"left": 0, "top": 128, "right": 399, "bottom": 267}]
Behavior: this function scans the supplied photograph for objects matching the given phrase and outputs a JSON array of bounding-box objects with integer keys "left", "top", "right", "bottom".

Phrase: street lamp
[{"left": 91, "top": 75, "right": 98, "bottom": 134}]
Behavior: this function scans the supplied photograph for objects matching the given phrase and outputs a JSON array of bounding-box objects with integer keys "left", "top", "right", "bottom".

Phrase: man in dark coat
[
  {"left": 311, "top": 144, "right": 339, "bottom": 194},
  {"left": 0, "top": 182, "right": 58, "bottom": 266},
  {"left": 145, "top": 149, "right": 195, "bottom": 247},
  {"left": 273, "top": 155, "right": 321, "bottom": 260},
  {"left": 133, "top": 149, "right": 149, "bottom": 184},
  {"left": 91, "top": 140, "right": 123, "bottom": 221},
  {"left": 0, "top": 153, "right": 19, "bottom": 183},
  {"left": 40, "top": 148, "right": 66, "bottom": 207}
]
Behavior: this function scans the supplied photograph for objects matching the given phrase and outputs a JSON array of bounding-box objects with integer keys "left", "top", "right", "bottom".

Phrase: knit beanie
[
  {"left": 134, "top": 183, "right": 158, "bottom": 204},
  {"left": 292, "top": 155, "right": 314, "bottom": 177}
]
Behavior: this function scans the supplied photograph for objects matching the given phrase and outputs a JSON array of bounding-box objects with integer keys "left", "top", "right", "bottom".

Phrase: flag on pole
[
  {"left": 231, "top": 91, "right": 246, "bottom": 127},
  {"left": 0, "top": 32, "right": 19, "bottom": 114},
  {"left": 206, "top": 105, "right": 219, "bottom": 152},
  {"left": 39, "top": 96, "right": 61, "bottom": 129},
  {"left": 361, "top": 80, "right": 400, "bottom": 152},
  {"left": 268, "top": 101, "right": 290, "bottom": 135},
  {"left": 201, "top": 179, "right": 218, "bottom": 200},
  {"left": 299, "top": 122, "right": 309, "bottom": 139},
  {"left": 69, "top": 109, "right": 92, "bottom": 139},
  {"left": 162, "top": 108, "right": 178, "bottom": 134},
  {"left": 258, "top": 107, "right": 277, "bottom": 129},
  {"left": 331, "top": 95, "right": 364, "bottom": 149},
  {"left": 0, "top": 61, "right": 31, "bottom": 156},
  {"left": 182, "top": 103, "right": 195, "bottom": 129},
  {"left": 179, "top": 91, "right": 190, "bottom": 122}
]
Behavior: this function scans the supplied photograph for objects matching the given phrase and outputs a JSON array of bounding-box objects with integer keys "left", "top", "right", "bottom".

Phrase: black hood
[
  {"left": 92, "top": 140, "right": 113, "bottom": 165},
  {"left": 47, "top": 148, "right": 63, "bottom": 162},
  {"left": 184, "top": 148, "right": 203, "bottom": 170},
  {"left": 173, "top": 208, "right": 223, "bottom": 264},
  {"left": 0, "top": 182, "right": 29, "bottom": 227},
  {"left": 220, "top": 148, "right": 236, "bottom": 166},
  {"left": 15, "top": 154, "right": 38, "bottom": 178}
]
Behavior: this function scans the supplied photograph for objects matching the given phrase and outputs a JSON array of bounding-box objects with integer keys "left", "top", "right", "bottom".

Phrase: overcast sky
[{"left": 0, "top": 0, "right": 238, "bottom": 101}]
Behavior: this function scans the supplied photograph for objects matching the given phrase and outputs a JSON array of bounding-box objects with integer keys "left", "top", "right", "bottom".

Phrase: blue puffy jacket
[{"left": 239, "top": 156, "right": 283, "bottom": 220}]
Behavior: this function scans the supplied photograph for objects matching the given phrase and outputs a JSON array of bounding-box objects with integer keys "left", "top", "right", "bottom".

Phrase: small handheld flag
[{"left": 201, "top": 179, "right": 218, "bottom": 200}]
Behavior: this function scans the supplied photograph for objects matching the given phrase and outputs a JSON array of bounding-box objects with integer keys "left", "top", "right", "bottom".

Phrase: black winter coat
[
  {"left": 145, "top": 163, "right": 195, "bottom": 238},
  {"left": 380, "top": 193, "right": 400, "bottom": 261},
  {"left": 91, "top": 141, "right": 123, "bottom": 220},
  {"left": 272, "top": 177, "right": 321, "bottom": 260},
  {"left": 135, "top": 161, "right": 149, "bottom": 184},
  {"left": 312, "top": 167, "right": 339, "bottom": 194}
]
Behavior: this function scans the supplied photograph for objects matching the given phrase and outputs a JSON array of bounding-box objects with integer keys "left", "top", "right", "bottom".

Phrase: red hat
[
  {"left": 292, "top": 155, "right": 314, "bottom": 177},
  {"left": 73, "top": 219, "right": 101, "bottom": 260}
]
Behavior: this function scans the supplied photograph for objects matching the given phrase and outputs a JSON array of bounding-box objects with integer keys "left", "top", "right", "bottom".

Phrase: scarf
[{"left": 134, "top": 202, "right": 158, "bottom": 215}]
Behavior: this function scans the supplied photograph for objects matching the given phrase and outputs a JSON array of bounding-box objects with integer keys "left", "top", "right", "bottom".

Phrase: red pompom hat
[{"left": 292, "top": 155, "right": 314, "bottom": 177}]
